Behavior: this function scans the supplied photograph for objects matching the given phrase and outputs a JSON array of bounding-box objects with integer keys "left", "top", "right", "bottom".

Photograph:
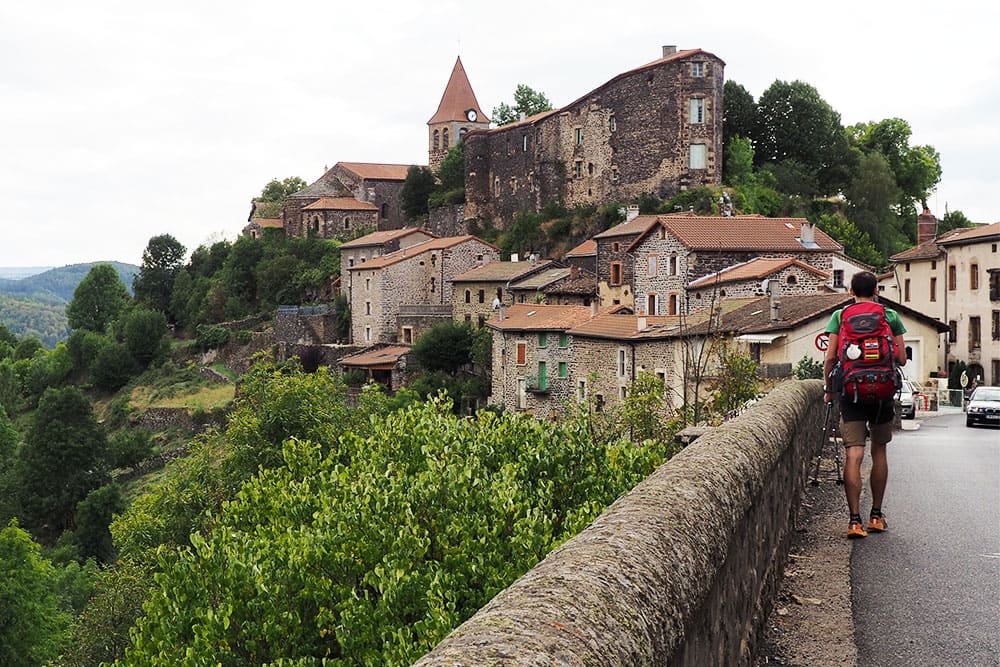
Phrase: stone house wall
[
  {"left": 426, "top": 204, "right": 468, "bottom": 238},
  {"left": 453, "top": 280, "right": 508, "bottom": 327},
  {"left": 631, "top": 233, "right": 690, "bottom": 315},
  {"left": 596, "top": 234, "right": 640, "bottom": 307},
  {"left": 491, "top": 329, "right": 577, "bottom": 419},
  {"left": 300, "top": 207, "right": 378, "bottom": 240},
  {"left": 464, "top": 51, "right": 724, "bottom": 224}
]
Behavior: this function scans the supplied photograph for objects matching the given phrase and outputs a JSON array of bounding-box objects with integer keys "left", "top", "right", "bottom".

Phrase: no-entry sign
[{"left": 815, "top": 333, "right": 830, "bottom": 351}]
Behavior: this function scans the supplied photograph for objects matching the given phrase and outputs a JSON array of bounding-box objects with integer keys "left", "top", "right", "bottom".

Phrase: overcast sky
[{"left": 2, "top": 1, "right": 997, "bottom": 269}]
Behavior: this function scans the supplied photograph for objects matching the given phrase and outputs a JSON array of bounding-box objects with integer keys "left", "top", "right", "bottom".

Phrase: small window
[
  {"left": 516, "top": 341, "right": 526, "bottom": 365},
  {"left": 380, "top": 203, "right": 388, "bottom": 219},
  {"left": 465, "top": 289, "right": 471, "bottom": 303},
  {"left": 595, "top": 394, "right": 605, "bottom": 412},
  {"left": 343, "top": 216, "right": 351, "bottom": 230},
  {"left": 538, "top": 333, "right": 548, "bottom": 348},
  {"left": 459, "top": 127, "right": 467, "bottom": 140},
  {"left": 477, "top": 315, "right": 486, "bottom": 327},
  {"left": 588, "top": 162, "right": 594, "bottom": 175},
  {"left": 689, "top": 97, "right": 704, "bottom": 124},
  {"left": 612, "top": 242, "right": 621, "bottom": 253},
  {"left": 617, "top": 349, "right": 626, "bottom": 377},
  {"left": 575, "top": 161, "right": 583, "bottom": 178},
  {"left": 402, "top": 327, "right": 413, "bottom": 344},
  {"left": 365, "top": 301, "right": 371, "bottom": 315},
  {"left": 948, "top": 265, "right": 957, "bottom": 290},
  {"left": 559, "top": 333, "right": 568, "bottom": 348},
  {"left": 464, "top": 314, "right": 472, "bottom": 323},
  {"left": 930, "top": 277, "right": 937, "bottom": 302},
  {"left": 575, "top": 127, "right": 583, "bottom": 145},
  {"left": 970, "top": 316, "right": 982, "bottom": 349},
  {"left": 430, "top": 277, "right": 436, "bottom": 293},
  {"left": 610, "top": 262, "right": 622, "bottom": 285},
  {"left": 669, "top": 293, "right": 679, "bottom": 315},
  {"left": 905, "top": 263, "right": 911, "bottom": 272},
  {"left": 620, "top": 386, "right": 628, "bottom": 400},
  {"left": 609, "top": 115, "right": 616, "bottom": 132},
  {"left": 478, "top": 289, "right": 485, "bottom": 304},
  {"left": 786, "top": 275, "right": 797, "bottom": 285},
  {"left": 558, "top": 361, "right": 568, "bottom": 378},
  {"left": 971, "top": 263, "right": 980, "bottom": 289},
  {"left": 365, "top": 278, "right": 371, "bottom": 291},
  {"left": 647, "top": 293, "right": 657, "bottom": 316},
  {"left": 904, "top": 278, "right": 911, "bottom": 302},
  {"left": 691, "top": 62, "right": 704, "bottom": 77},
  {"left": 577, "top": 380, "right": 587, "bottom": 399},
  {"left": 365, "top": 326, "right": 371, "bottom": 342},
  {"left": 948, "top": 320, "right": 957, "bottom": 343},
  {"left": 833, "top": 269, "right": 844, "bottom": 288},
  {"left": 433, "top": 129, "right": 440, "bottom": 150},
  {"left": 669, "top": 255, "right": 678, "bottom": 276},
  {"left": 992, "top": 310, "right": 999, "bottom": 341},
  {"left": 522, "top": 134, "right": 528, "bottom": 151},
  {"left": 689, "top": 144, "right": 707, "bottom": 169},
  {"left": 442, "top": 128, "right": 449, "bottom": 149},
  {"left": 931, "top": 260, "right": 937, "bottom": 269}
]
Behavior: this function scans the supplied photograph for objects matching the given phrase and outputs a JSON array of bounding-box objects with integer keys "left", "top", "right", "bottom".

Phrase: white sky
[{"left": 2, "top": 1, "right": 997, "bottom": 268}]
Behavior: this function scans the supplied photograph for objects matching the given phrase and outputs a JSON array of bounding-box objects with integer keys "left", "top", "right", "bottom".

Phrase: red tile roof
[
  {"left": 346, "top": 235, "right": 497, "bottom": 270},
  {"left": 339, "top": 228, "right": 436, "bottom": 249},
  {"left": 253, "top": 218, "right": 283, "bottom": 229},
  {"left": 339, "top": 345, "right": 411, "bottom": 369},
  {"left": 937, "top": 221, "right": 1000, "bottom": 246},
  {"left": 889, "top": 238, "right": 945, "bottom": 262},
  {"left": 593, "top": 215, "right": 660, "bottom": 239},
  {"left": 336, "top": 162, "right": 415, "bottom": 181},
  {"left": 567, "top": 313, "right": 686, "bottom": 340},
  {"left": 451, "top": 260, "right": 554, "bottom": 282},
  {"left": 688, "top": 257, "right": 829, "bottom": 288},
  {"left": 565, "top": 239, "right": 597, "bottom": 257},
  {"left": 627, "top": 216, "right": 842, "bottom": 253},
  {"left": 427, "top": 56, "right": 490, "bottom": 125},
  {"left": 302, "top": 197, "right": 378, "bottom": 211},
  {"left": 487, "top": 304, "right": 594, "bottom": 331}
]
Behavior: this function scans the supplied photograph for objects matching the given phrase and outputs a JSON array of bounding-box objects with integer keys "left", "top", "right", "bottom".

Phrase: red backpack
[{"left": 832, "top": 301, "right": 901, "bottom": 403}]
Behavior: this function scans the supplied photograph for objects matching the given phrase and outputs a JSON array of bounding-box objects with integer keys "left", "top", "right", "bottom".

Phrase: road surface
[{"left": 852, "top": 412, "right": 999, "bottom": 666}]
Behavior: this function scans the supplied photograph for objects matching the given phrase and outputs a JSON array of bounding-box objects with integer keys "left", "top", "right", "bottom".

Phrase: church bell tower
[{"left": 427, "top": 56, "right": 490, "bottom": 171}]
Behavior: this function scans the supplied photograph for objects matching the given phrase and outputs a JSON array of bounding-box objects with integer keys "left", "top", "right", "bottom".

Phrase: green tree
[
  {"left": 66, "top": 263, "right": 130, "bottom": 333},
  {"left": 90, "top": 341, "right": 135, "bottom": 391},
  {"left": 815, "top": 212, "right": 884, "bottom": 267},
  {"left": 845, "top": 152, "right": 905, "bottom": 258},
  {"left": 121, "top": 307, "right": 168, "bottom": 367},
  {"left": 724, "top": 135, "right": 755, "bottom": 187},
  {"left": 712, "top": 343, "right": 761, "bottom": 415},
  {"left": 133, "top": 234, "right": 187, "bottom": 316},
  {"left": 400, "top": 165, "right": 436, "bottom": 219},
  {"left": 847, "top": 118, "right": 942, "bottom": 213},
  {"left": 722, "top": 80, "right": 756, "bottom": 181},
  {"left": 15, "top": 386, "right": 109, "bottom": 542},
  {"left": 0, "top": 406, "right": 18, "bottom": 522},
  {"left": 939, "top": 209, "right": 976, "bottom": 234},
  {"left": 411, "top": 321, "right": 476, "bottom": 373},
  {"left": 491, "top": 84, "right": 553, "bottom": 126},
  {"left": 258, "top": 176, "right": 307, "bottom": 204},
  {"left": 754, "top": 80, "right": 853, "bottom": 194},
  {"left": 73, "top": 484, "right": 124, "bottom": 562},
  {"left": 0, "top": 520, "right": 72, "bottom": 665}
]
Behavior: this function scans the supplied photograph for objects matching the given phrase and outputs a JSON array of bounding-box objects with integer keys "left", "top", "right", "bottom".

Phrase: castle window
[
  {"left": 365, "top": 326, "right": 371, "bottom": 342},
  {"left": 575, "top": 128, "right": 583, "bottom": 145},
  {"left": 494, "top": 176, "right": 501, "bottom": 197},
  {"left": 380, "top": 203, "right": 388, "bottom": 219},
  {"left": 442, "top": 128, "right": 449, "bottom": 149},
  {"left": 612, "top": 242, "right": 620, "bottom": 252},
  {"left": 365, "top": 278, "right": 370, "bottom": 291},
  {"left": 574, "top": 161, "right": 583, "bottom": 178},
  {"left": 689, "top": 144, "right": 707, "bottom": 169},
  {"left": 465, "top": 289, "right": 471, "bottom": 303},
  {"left": 689, "top": 97, "right": 704, "bottom": 124},
  {"left": 787, "top": 274, "right": 798, "bottom": 285},
  {"left": 402, "top": 327, "right": 413, "bottom": 344},
  {"left": 433, "top": 129, "right": 440, "bottom": 150},
  {"left": 459, "top": 127, "right": 467, "bottom": 140},
  {"left": 430, "top": 277, "right": 436, "bottom": 293},
  {"left": 691, "top": 62, "right": 704, "bottom": 77},
  {"left": 610, "top": 261, "right": 622, "bottom": 285},
  {"left": 522, "top": 134, "right": 528, "bottom": 151},
  {"left": 343, "top": 216, "right": 351, "bottom": 230},
  {"left": 610, "top": 168, "right": 620, "bottom": 183},
  {"left": 609, "top": 115, "right": 616, "bottom": 132},
  {"left": 365, "top": 301, "right": 371, "bottom": 315},
  {"left": 478, "top": 289, "right": 485, "bottom": 304},
  {"left": 588, "top": 163, "right": 594, "bottom": 175},
  {"left": 431, "top": 254, "right": 436, "bottom": 266}
]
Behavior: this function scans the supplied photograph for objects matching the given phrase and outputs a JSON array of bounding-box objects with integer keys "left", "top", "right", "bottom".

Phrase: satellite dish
[{"left": 492, "top": 297, "right": 501, "bottom": 310}]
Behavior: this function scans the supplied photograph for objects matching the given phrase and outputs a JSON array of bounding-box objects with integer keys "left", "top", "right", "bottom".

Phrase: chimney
[
  {"left": 662, "top": 45, "right": 677, "bottom": 57},
  {"left": 626, "top": 204, "right": 640, "bottom": 222},
  {"left": 590, "top": 298, "right": 599, "bottom": 317},
  {"left": 637, "top": 316, "right": 647, "bottom": 331},
  {"left": 800, "top": 222, "right": 815, "bottom": 244},
  {"left": 917, "top": 208, "right": 938, "bottom": 245},
  {"left": 768, "top": 280, "right": 782, "bottom": 322}
]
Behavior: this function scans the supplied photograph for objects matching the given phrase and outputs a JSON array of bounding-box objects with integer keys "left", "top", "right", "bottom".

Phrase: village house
[
  {"left": 450, "top": 259, "right": 557, "bottom": 328},
  {"left": 535, "top": 267, "right": 598, "bottom": 307},
  {"left": 563, "top": 239, "right": 597, "bottom": 274},
  {"left": 686, "top": 257, "right": 831, "bottom": 303},
  {"left": 348, "top": 235, "right": 499, "bottom": 345},
  {"left": 339, "top": 228, "right": 437, "bottom": 303},
  {"left": 463, "top": 46, "right": 724, "bottom": 225},
  {"left": 487, "top": 304, "right": 594, "bottom": 417},
  {"left": 880, "top": 212, "right": 1000, "bottom": 384}
]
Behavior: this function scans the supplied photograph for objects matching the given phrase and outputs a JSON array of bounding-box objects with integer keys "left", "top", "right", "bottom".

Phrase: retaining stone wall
[{"left": 415, "top": 379, "right": 824, "bottom": 666}]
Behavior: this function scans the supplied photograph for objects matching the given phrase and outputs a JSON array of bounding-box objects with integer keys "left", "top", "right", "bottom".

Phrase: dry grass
[{"left": 130, "top": 384, "right": 235, "bottom": 411}]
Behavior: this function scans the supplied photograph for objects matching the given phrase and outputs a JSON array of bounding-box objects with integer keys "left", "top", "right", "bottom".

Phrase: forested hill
[{"left": 0, "top": 261, "right": 139, "bottom": 347}]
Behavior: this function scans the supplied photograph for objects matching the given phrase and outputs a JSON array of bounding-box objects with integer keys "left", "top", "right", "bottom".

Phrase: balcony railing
[{"left": 525, "top": 375, "right": 549, "bottom": 394}]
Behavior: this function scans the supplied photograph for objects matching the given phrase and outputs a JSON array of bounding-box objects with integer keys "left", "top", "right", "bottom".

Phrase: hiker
[{"left": 823, "top": 271, "right": 907, "bottom": 539}]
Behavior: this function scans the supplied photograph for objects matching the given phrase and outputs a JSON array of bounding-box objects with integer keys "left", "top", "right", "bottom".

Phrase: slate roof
[
  {"left": 335, "top": 162, "right": 415, "bottom": 181},
  {"left": 451, "top": 260, "right": 554, "bottom": 283},
  {"left": 687, "top": 257, "right": 830, "bottom": 288},
  {"left": 510, "top": 267, "right": 573, "bottom": 290},
  {"left": 544, "top": 270, "right": 598, "bottom": 296},
  {"left": 302, "top": 197, "right": 378, "bottom": 211},
  {"left": 339, "top": 345, "right": 411, "bottom": 369},
  {"left": 339, "top": 228, "right": 436, "bottom": 249},
  {"left": 427, "top": 56, "right": 490, "bottom": 125},
  {"left": 628, "top": 216, "right": 842, "bottom": 253},
  {"left": 346, "top": 235, "right": 496, "bottom": 270},
  {"left": 486, "top": 304, "right": 594, "bottom": 331}
]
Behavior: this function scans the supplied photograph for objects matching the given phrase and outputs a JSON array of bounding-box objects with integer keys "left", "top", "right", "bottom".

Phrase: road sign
[
  {"left": 960, "top": 370, "right": 969, "bottom": 388},
  {"left": 815, "top": 333, "right": 830, "bottom": 351}
]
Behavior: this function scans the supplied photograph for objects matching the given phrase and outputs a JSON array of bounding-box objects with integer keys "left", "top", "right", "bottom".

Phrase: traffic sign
[{"left": 815, "top": 333, "right": 830, "bottom": 351}]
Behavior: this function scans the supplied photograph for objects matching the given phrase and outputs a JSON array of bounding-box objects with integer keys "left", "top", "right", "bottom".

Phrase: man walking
[{"left": 823, "top": 271, "right": 907, "bottom": 538}]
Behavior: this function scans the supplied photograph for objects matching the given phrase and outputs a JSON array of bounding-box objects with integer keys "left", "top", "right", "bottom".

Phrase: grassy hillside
[{"left": 0, "top": 261, "right": 140, "bottom": 347}]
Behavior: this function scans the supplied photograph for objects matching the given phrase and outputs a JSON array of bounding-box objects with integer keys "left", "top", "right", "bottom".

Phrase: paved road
[{"left": 852, "top": 412, "right": 1000, "bottom": 666}]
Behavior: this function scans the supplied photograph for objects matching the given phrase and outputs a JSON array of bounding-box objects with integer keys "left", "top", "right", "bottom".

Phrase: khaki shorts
[{"left": 840, "top": 418, "right": 892, "bottom": 447}]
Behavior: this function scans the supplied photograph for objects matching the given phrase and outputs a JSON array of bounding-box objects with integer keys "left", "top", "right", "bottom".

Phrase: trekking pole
[
  {"left": 831, "top": 406, "right": 844, "bottom": 485},
  {"left": 810, "top": 401, "right": 833, "bottom": 486}
]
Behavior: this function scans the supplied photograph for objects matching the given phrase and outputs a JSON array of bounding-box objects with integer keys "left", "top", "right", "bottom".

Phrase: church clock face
[{"left": 466, "top": 109, "right": 478, "bottom": 122}]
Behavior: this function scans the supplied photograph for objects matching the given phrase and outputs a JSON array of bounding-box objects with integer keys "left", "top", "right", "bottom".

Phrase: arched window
[
  {"left": 433, "top": 129, "right": 440, "bottom": 150},
  {"left": 343, "top": 216, "right": 351, "bottom": 230},
  {"left": 311, "top": 216, "right": 320, "bottom": 233},
  {"left": 442, "top": 128, "right": 449, "bottom": 149},
  {"left": 380, "top": 203, "right": 388, "bottom": 219},
  {"left": 786, "top": 275, "right": 797, "bottom": 285},
  {"left": 459, "top": 127, "right": 467, "bottom": 140},
  {"left": 465, "top": 289, "right": 471, "bottom": 304}
]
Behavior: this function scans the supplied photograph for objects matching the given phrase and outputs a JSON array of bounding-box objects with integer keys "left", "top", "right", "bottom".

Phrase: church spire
[{"left": 428, "top": 56, "right": 489, "bottom": 125}]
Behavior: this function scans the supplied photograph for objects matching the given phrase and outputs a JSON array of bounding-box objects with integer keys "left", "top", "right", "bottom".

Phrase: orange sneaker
[
  {"left": 847, "top": 520, "right": 868, "bottom": 539},
  {"left": 867, "top": 513, "right": 887, "bottom": 533}
]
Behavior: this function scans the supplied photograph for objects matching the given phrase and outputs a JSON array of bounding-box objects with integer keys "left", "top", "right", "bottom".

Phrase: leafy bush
[
  {"left": 195, "top": 325, "right": 230, "bottom": 351},
  {"left": 794, "top": 355, "right": 824, "bottom": 380}
]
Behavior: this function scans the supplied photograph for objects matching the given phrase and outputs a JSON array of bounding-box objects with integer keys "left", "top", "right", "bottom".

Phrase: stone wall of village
[
  {"left": 452, "top": 280, "right": 507, "bottom": 326},
  {"left": 464, "top": 52, "right": 724, "bottom": 224},
  {"left": 490, "top": 330, "right": 577, "bottom": 418},
  {"left": 302, "top": 208, "right": 378, "bottom": 240},
  {"left": 426, "top": 204, "right": 468, "bottom": 238},
  {"left": 688, "top": 250, "right": 835, "bottom": 283}
]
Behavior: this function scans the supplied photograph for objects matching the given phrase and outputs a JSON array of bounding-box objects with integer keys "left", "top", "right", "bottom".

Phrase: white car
[
  {"left": 966, "top": 386, "right": 1000, "bottom": 428},
  {"left": 898, "top": 380, "right": 916, "bottom": 419}
]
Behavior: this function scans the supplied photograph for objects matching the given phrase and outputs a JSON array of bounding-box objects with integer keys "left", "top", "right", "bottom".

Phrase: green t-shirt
[{"left": 825, "top": 303, "right": 906, "bottom": 336}]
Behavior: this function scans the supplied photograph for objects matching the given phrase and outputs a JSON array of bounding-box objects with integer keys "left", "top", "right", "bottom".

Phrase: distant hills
[{"left": 0, "top": 262, "right": 140, "bottom": 347}]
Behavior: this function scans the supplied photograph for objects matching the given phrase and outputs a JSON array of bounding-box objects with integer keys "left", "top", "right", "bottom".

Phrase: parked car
[
  {"left": 898, "top": 380, "right": 916, "bottom": 419},
  {"left": 966, "top": 386, "right": 1000, "bottom": 427}
]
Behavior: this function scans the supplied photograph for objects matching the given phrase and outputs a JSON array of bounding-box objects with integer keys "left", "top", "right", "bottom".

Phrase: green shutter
[
  {"left": 538, "top": 361, "right": 547, "bottom": 390},
  {"left": 558, "top": 361, "right": 567, "bottom": 378},
  {"left": 539, "top": 333, "right": 547, "bottom": 348},
  {"left": 559, "top": 333, "right": 568, "bottom": 348}
]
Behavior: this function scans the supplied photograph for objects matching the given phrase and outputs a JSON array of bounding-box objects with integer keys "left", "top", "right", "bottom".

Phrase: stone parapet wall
[
  {"left": 415, "top": 380, "right": 824, "bottom": 666},
  {"left": 427, "top": 204, "right": 468, "bottom": 238}
]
